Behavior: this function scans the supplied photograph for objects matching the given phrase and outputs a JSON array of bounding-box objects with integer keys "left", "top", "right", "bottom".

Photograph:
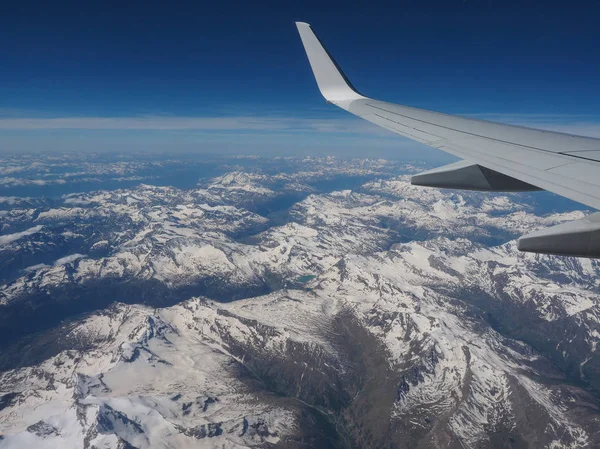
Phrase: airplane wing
[{"left": 296, "top": 22, "right": 600, "bottom": 258}]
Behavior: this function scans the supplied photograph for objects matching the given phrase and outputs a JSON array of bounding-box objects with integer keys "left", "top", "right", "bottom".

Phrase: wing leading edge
[{"left": 296, "top": 22, "right": 600, "bottom": 258}]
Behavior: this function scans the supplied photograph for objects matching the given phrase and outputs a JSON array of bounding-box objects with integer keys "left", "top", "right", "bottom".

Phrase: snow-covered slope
[{"left": 0, "top": 303, "right": 296, "bottom": 449}]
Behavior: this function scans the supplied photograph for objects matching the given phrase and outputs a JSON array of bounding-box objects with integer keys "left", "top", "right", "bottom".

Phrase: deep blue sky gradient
[{"left": 1, "top": 0, "right": 599, "bottom": 156}]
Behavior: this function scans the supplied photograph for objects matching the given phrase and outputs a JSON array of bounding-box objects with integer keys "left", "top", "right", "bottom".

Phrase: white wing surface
[{"left": 296, "top": 22, "right": 600, "bottom": 258}]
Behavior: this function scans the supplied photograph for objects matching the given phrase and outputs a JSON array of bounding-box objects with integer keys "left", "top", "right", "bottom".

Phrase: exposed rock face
[{"left": 1, "top": 155, "right": 599, "bottom": 448}]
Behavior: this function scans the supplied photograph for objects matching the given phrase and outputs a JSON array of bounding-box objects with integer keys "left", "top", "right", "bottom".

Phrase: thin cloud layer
[
  {"left": 0, "top": 116, "right": 392, "bottom": 135},
  {"left": 0, "top": 114, "right": 599, "bottom": 138}
]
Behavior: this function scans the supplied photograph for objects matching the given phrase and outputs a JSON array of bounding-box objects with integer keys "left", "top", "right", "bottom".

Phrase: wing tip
[{"left": 295, "top": 21, "right": 364, "bottom": 103}]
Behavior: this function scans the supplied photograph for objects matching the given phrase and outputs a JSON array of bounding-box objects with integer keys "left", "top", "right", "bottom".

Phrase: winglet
[{"left": 295, "top": 22, "right": 365, "bottom": 103}]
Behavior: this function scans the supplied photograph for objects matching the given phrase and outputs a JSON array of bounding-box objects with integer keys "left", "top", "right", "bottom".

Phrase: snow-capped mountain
[{"left": 1, "top": 156, "right": 599, "bottom": 448}]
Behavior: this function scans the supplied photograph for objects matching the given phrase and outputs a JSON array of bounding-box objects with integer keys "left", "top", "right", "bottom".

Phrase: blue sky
[{"left": 1, "top": 0, "right": 599, "bottom": 158}]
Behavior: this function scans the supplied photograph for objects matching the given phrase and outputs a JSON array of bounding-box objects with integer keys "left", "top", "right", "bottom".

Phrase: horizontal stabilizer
[
  {"left": 518, "top": 213, "right": 600, "bottom": 258},
  {"left": 411, "top": 161, "right": 541, "bottom": 192}
]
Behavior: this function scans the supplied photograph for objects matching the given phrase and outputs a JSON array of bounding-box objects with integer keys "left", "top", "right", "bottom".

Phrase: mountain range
[{"left": 0, "top": 155, "right": 599, "bottom": 449}]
